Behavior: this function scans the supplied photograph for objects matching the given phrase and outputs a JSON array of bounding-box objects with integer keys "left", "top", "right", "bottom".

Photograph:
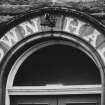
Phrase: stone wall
[{"left": 0, "top": 0, "right": 105, "bottom": 24}]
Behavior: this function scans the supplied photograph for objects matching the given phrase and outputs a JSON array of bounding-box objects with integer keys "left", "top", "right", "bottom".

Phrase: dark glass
[
  {"left": 18, "top": 104, "right": 48, "bottom": 105},
  {"left": 66, "top": 103, "right": 96, "bottom": 105},
  {"left": 13, "top": 44, "right": 101, "bottom": 86}
]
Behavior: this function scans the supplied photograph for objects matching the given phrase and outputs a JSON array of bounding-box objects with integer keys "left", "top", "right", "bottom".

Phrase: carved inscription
[{"left": 0, "top": 15, "right": 105, "bottom": 64}]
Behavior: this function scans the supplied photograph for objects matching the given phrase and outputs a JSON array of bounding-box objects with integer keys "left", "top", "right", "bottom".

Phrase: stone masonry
[{"left": 0, "top": 0, "right": 105, "bottom": 25}]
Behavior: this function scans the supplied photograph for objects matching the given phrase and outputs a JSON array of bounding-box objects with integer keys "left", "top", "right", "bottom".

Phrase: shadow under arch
[
  {"left": 0, "top": 6, "right": 104, "bottom": 105},
  {"left": 11, "top": 41, "right": 102, "bottom": 87}
]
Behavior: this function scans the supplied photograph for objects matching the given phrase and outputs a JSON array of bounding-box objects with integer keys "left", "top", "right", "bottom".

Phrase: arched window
[
  {"left": 6, "top": 41, "right": 102, "bottom": 105},
  {"left": 13, "top": 44, "right": 101, "bottom": 86},
  {"left": 0, "top": 7, "right": 104, "bottom": 105}
]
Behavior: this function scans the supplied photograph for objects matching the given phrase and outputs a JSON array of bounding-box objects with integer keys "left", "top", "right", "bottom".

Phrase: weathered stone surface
[
  {"left": 0, "top": 16, "right": 13, "bottom": 23},
  {"left": 0, "top": 5, "right": 30, "bottom": 14},
  {"left": 0, "top": 0, "right": 103, "bottom": 14},
  {"left": 0, "top": 0, "right": 104, "bottom": 24}
]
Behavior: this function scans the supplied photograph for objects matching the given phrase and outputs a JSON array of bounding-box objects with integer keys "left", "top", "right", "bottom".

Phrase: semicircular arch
[{"left": 0, "top": 7, "right": 104, "bottom": 105}]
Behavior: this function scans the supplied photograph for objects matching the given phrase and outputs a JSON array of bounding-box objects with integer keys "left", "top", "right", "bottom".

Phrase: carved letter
[
  {"left": 0, "top": 28, "right": 19, "bottom": 48},
  {"left": 98, "top": 46, "right": 105, "bottom": 63},
  {"left": 64, "top": 18, "right": 85, "bottom": 35},
  {"left": 83, "top": 30, "right": 100, "bottom": 47},
  {"left": 0, "top": 48, "right": 4, "bottom": 62},
  {"left": 20, "top": 18, "right": 38, "bottom": 37}
]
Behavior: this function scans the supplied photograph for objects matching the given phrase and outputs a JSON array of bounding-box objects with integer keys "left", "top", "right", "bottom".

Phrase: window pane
[
  {"left": 18, "top": 103, "right": 48, "bottom": 105},
  {"left": 13, "top": 44, "right": 101, "bottom": 86},
  {"left": 66, "top": 103, "right": 96, "bottom": 105}
]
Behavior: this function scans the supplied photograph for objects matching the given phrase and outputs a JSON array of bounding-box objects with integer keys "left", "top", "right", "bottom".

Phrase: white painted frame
[
  {"left": 6, "top": 36, "right": 102, "bottom": 105},
  {"left": 8, "top": 85, "right": 102, "bottom": 95}
]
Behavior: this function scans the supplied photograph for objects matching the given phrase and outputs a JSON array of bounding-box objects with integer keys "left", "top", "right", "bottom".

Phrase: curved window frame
[{"left": 6, "top": 34, "right": 103, "bottom": 105}]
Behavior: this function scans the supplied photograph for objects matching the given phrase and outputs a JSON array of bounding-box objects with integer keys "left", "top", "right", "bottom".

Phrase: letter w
[{"left": 0, "top": 28, "right": 19, "bottom": 48}]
